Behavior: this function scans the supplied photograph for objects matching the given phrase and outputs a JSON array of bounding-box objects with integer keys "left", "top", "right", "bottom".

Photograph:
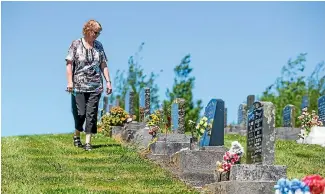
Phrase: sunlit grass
[{"left": 1, "top": 133, "right": 198, "bottom": 194}]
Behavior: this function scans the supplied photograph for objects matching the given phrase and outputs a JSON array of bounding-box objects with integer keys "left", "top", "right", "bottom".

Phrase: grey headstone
[
  {"left": 247, "top": 95, "right": 255, "bottom": 110},
  {"left": 230, "top": 164, "right": 287, "bottom": 181},
  {"left": 108, "top": 104, "right": 113, "bottom": 112},
  {"left": 144, "top": 87, "right": 150, "bottom": 115},
  {"left": 139, "top": 88, "right": 145, "bottom": 122},
  {"left": 282, "top": 104, "right": 295, "bottom": 127},
  {"left": 246, "top": 101, "right": 275, "bottom": 165},
  {"left": 237, "top": 103, "right": 247, "bottom": 127},
  {"left": 103, "top": 96, "right": 109, "bottom": 113},
  {"left": 125, "top": 89, "right": 135, "bottom": 115},
  {"left": 301, "top": 95, "right": 309, "bottom": 110},
  {"left": 200, "top": 99, "right": 225, "bottom": 147},
  {"left": 318, "top": 96, "right": 325, "bottom": 125},
  {"left": 139, "top": 87, "right": 151, "bottom": 122},
  {"left": 171, "top": 98, "right": 186, "bottom": 134}
]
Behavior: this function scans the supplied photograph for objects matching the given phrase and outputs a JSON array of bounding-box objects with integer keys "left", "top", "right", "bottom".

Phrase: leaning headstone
[
  {"left": 200, "top": 99, "right": 225, "bottom": 147},
  {"left": 246, "top": 101, "right": 275, "bottom": 165},
  {"left": 301, "top": 95, "right": 309, "bottom": 110},
  {"left": 171, "top": 98, "right": 186, "bottom": 134},
  {"left": 237, "top": 103, "right": 247, "bottom": 128},
  {"left": 318, "top": 95, "right": 325, "bottom": 126},
  {"left": 125, "top": 89, "right": 135, "bottom": 116},
  {"left": 282, "top": 104, "right": 295, "bottom": 127}
]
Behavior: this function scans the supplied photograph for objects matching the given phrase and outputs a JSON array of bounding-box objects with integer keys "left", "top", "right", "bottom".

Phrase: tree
[
  {"left": 109, "top": 42, "right": 161, "bottom": 120},
  {"left": 163, "top": 54, "right": 203, "bottom": 132},
  {"left": 259, "top": 53, "right": 324, "bottom": 127}
]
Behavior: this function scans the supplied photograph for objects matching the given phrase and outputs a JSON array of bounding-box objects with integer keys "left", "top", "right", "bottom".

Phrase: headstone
[
  {"left": 247, "top": 95, "right": 255, "bottom": 110},
  {"left": 139, "top": 87, "right": 150, "bottom": 122},
  {"left": 224, "top": 108, "right": 227, "bottom": 127},
  {"left": 125, "top": 89, "right": 135, "bottom": 116},
  {"left": 103, "top": 96, "right": 109, "bottom": 113},
  {"left": 139, "top": 88, "right": 145, "bottom": 122},
  {"left": 116, "top": 97, "right": 120, "bottom": 107},
  {"left": 237, "top": 103, "right": 247, "bottom": 127},
  {"left": 100, "top": 96, "right": 109, "bottom": 117},
  {"left": 199, "top": 99, "right": 225, "bottom": 147},
  {"left": 318, "top": 96, "right": 325, "bottom": 126},
  {"left": 301, "top": 95, "right": 309, "bottom": 110},
  {"left": 145, "top": 88, "right": 150, "bottom": 115},
  {"left": 108, "top": 104, "right": 113, "bottom": 112},
  {"left": 282, "top": 104, "right": 295, "bottom": 127},
  {"left": 246, "top": 101, "right": 275, "bottom": 165},
  {"left": 171, "top": 98, "right": 186, "bottom": 134}
]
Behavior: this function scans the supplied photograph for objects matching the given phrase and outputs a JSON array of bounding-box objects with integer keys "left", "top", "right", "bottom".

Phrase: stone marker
[
  {"left": 171, "top": 98, "right": 186, "bottom": 134},
  {"left": 247, "top": 95, "right": 255, "bottom": 110},
  {"left": 108, "top": 104, "right": 113, "bottom": 112},
  {"left": 139, "top": 87, "right": 150, "bottom": 122},
  {"left": 246, "top": 101, "right": 275, "bottom": 165},
  {"left": 318, "top": 95, "right": 325, "bottom": 126},
  {"left": 237, "top": 103, "right": 247, "bottom": 127},
  {"left": 282, "top": 104, "right": 295, "bottom": 127},
  {"left": 200, "top": 99, "right": 225, "bottom": 147},
  {"left": 203, "top": 101, "right": 287, "bottom": 194},
  {"left": 301, "top": 95, "right": 309, "bottom": 110},
  {"left": 125, "top": 89, "right": 135, "bottom": 116}
]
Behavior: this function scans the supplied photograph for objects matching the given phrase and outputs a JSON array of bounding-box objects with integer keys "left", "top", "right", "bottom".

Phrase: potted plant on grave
[
  {"left": 99, "top": 106, "right": 130, "bottom": 137},
  {"left": 215, "top": 141, "right": 244, "bottom": 182},
  {"left": 297, "top": 107, "right": 323, "bottom": 143}
]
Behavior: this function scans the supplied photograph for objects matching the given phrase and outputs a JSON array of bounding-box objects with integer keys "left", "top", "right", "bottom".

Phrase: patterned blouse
[{"left": 65, "top": 38, "right": 107, "bottom": 93}]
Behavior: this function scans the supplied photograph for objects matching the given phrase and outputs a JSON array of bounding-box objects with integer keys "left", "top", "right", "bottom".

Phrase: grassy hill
[
  {"left": 1, "top": 133, "right": 198, "bottom": 194},
  {"left": 2, "top": 133, "right": 325, "bottom": 194}
]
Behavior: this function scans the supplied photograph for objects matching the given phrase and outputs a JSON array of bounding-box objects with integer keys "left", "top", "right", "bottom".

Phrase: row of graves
[
  {"left": 96, "top": 88, "right": 287, "bottom": 194},
  {"left": 97, "top": 88, "right": 325, "bottom": 193},
  {"left": 235, "top": 95, "right": 325, "bottom": 146}
]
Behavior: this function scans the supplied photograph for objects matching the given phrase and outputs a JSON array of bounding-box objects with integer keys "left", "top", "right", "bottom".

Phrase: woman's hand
[
  {"left": 66, "top": 82, "right": 73, "bottom": 93},
  {"left": 106, "top": 81, "right": 112, "bottom": 95}
]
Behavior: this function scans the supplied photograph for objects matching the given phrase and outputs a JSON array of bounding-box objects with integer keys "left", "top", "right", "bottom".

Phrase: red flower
[
  {"left": 223, "top": 152, "right": 231, "bottom": 161},
  {"left": 302, "top": 175, "right": 325, "bottom": 194}
]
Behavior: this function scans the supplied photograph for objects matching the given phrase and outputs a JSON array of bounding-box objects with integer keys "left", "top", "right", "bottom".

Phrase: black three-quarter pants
[{"left": 71, "top": 92, "right": 101, "bottom": 134}]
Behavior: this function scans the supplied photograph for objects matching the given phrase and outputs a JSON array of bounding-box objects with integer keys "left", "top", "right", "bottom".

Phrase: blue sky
[{"left": 2, "top": 1, "right": 325, "bottom": 137}]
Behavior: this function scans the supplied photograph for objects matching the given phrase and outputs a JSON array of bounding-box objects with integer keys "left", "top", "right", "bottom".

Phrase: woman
[{"left": 65, "top": 19, "right": 112, "bottom": 151}]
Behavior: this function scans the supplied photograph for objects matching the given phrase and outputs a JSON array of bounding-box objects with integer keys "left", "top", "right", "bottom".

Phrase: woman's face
[{"left": 87, "top": 23, "right": 101, "bottom": 42}]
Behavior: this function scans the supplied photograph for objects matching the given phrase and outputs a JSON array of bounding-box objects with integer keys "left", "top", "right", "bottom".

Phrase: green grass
[
  {"left": 224, "top": 134, "right": 325, "bottom": 179},
  {"left": 3, "top": 133, "right": 325, "bottom": 194},
  {"left": 1, "top": 133, "right": 199, "bottom": 194}
]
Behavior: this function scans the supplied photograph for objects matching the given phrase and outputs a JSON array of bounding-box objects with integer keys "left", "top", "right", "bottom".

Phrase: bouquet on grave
[
  {"left": 195, "top": 116, "right": 213, "bottom": 137},
  {"left": 297, "top": 108, "right": 323, "bottom": 139},
  {"left": 274, "top": 175, "right": 325, "bottom": 194},
  {"left": 216, "top": 141, "right": 244, "bottom": 172}
]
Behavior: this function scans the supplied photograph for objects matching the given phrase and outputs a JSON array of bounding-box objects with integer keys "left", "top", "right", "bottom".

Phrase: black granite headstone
[
  {"left": 199, "top": 99, "right": 225, "bottom": 147},
  {"left": 282, "top": 105, "right": 295, "bottom": 127}
]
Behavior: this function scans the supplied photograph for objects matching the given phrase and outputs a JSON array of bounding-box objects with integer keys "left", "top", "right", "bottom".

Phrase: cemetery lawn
[
  {"left": 224, "top": 134, "right": 325, "bottom": 179},
  {"left": 1, "top": 133, "right": 199, "bottom": 194}
]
